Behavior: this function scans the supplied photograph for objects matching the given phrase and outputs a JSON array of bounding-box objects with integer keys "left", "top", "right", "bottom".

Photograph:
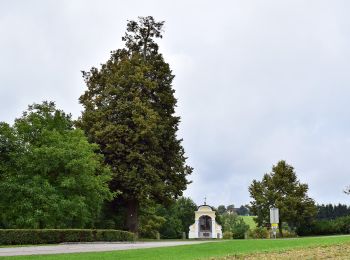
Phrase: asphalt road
[{"left": 0, "top": 240, "right": 214, "bottom": 256}]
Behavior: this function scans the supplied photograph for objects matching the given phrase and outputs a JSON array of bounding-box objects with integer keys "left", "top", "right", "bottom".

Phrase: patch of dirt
[{"left": 215, "top": 243, "right": 350, "bottom": 259}]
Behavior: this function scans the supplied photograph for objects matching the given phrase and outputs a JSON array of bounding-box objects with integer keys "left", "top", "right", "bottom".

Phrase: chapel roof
[{"left": 197, "top": 204, "right": 214, "bottom": 211}]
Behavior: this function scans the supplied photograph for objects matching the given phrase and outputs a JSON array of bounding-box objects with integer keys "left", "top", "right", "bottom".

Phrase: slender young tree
[{"left": 78, "top": 16, "right": 192, "bottom": 233}]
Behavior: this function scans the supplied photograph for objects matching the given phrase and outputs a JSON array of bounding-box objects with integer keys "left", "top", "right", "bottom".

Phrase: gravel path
[{"left": 0, "top": 240, "right": 215, "bottom": 256}]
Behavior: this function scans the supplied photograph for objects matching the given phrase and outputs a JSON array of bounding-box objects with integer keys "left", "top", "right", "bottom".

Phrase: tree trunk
[{"left": 126, "top": 199, "right": 139, "bottom": 234}]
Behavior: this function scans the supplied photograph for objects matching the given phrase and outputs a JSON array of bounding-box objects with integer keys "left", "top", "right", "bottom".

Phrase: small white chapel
[{"left": 188, "top": 203, "right": 222, "bottom": 239}]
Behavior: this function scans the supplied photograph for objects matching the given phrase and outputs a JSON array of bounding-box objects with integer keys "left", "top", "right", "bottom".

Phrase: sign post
[{"left": 270, "top": 208, "right": 279, "bottom": 239}]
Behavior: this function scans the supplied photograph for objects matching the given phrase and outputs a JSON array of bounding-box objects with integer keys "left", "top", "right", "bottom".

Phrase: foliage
[
  {"left": 217, "top": 205, "right": 226, "bottom": 215},
  {"left": 216, "top": 204, "right": 250, "bottom": 216},
  {"left": 227, "top": 204, "right": 235, "bottom": 212},
  {"left": 222, "top": 231, "right": 233, "bottom": 239},
  {"left": 139, "top": 201, "right": 166, "bottom": 239},
  {"left": 216, "top": 204, "right": 249, "bottom": 216},
  {"left": 236, "top": 205, "right": 250, "bottom": 216},
  {"left": 248, "top": 160, "right": 317, "bottom": 235},
  {"left": 157, "top": 197, "right": 197, "bottom": 239},
  {"left": 0, "top": 102, "right": 113, "bottom": 228},
  {"left": 0, "top": 229, "right": 134, "bottom": 245},
  {"left": 297, "top": 215, "right": 350, "bottom": 236},
  {"left": 220, "top": 213, "right": 249, "bottom": 239},
  {"left": 78, "top": 16, "right": 192, "bottom": 232},
  {"left": 136, "top": 197, "right": 196, "bottom": 239},
  {"left": 316, "top": 204, "right": 350, "bottom": 220},
  {"left": 277, "top": 229, "right": 298, "bottom": 238},
  {"left": 248, "top": 227, "right": 270, "bottom": 239}
]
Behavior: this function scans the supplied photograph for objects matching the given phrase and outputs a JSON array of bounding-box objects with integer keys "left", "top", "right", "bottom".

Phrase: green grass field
[
  {"left": 3, "top": 235, "right": 350, "bottom": 260},
  {"left": 241, "top": 216, "right": 257, "bottom": 229}
]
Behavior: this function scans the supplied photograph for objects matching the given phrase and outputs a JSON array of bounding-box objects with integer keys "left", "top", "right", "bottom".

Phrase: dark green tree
[
  {"left": 217, "top": 205, "right": 227, "bottom": 215},
  {"left": 138, "top": 200, "right": 166, "bottom": 238},
  {"left": 0, "top": 102, "right": 113, "bottom": 228},
  {"left": 227, "top": 204, "right": 235, "bottom": 213},
  {"left": 157, "top": 197, "right": 197, "bottom": 238},
  {"left": 316, "top": 204, "right": 350, "bottom": 220},
  {"left": 78, "top": 16, "right": 192, "bottom": 233},
  {"left": 248, "top": 160, "right": 317, "bottom": 236},
  {"left": 236, "top": 205, "right": 249, "bottom": 216}
]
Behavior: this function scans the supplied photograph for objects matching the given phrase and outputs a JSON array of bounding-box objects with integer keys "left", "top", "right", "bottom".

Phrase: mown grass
[{"left": 3, "top": 235, "right": 350, "bottom": 260}]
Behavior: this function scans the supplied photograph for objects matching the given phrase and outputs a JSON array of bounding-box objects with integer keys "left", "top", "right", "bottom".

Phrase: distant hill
[{"left": 241, "top": 216, "right": 257, "bottom": 229}]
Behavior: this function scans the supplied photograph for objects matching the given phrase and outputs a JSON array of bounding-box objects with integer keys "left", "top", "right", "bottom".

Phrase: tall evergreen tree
[{"left": 78, "top": 16, "right": 192, "bottom": 233}]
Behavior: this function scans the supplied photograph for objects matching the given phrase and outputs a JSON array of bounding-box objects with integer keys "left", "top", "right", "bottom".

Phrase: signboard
[
  {"left": 270, "top": 208, "right": 279, "bottom": 224},
  {"left": 270, "top": 208, "right": 279, "bottom": 239}
]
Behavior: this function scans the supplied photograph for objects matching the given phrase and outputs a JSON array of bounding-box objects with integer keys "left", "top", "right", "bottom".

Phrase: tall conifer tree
[{"left": 78, "top": 16, "right": 192, "bottom": 232}]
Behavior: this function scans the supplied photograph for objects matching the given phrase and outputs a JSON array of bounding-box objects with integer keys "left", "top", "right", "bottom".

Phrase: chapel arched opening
[{"left": 199, "top": 215, "right": 212, "bottom": 238}]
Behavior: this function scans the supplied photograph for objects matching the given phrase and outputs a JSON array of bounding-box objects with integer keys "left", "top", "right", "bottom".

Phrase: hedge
[{"left": 0, "top": 229, "right": 135, "bottom": 245}]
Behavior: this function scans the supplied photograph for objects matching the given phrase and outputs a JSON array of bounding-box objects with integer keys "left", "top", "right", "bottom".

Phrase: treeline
[
  {"left": 217, "top": 205, "right": 250, "bottom": 216},
  {"left": 316, "top": 204, "right": 350, "bottom": 220},
  {"left": 297, "top": 216, "right": 350, "bottom": 236}
]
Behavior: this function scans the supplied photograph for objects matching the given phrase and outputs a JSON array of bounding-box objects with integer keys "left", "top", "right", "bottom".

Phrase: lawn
[
  {"left": 241, "top": 216, "right": 257, "bottom": 229},
  {"left": 3, "top": 235, "right": 350, "bottom": 260}
]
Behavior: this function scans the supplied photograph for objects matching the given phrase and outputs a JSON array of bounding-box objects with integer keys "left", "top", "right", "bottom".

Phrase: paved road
[{"left": 0, "top": 241, "right": 215, "bottom": 256}]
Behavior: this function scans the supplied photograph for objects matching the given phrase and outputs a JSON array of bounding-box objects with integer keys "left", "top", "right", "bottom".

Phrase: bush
[
  {"left": 248, "top": 227, "right": 269, "bottom": 239},
  {"left": 223, "top": 231, "right": 233, "bottom": 239},
  {"left": 221, "top": 213, "right": 250, "bottom": 239},
  {"left": 274, "top": 229, "right": 298, "bottom": 238},
  {"left": 232, "top": 218, "right": 250, "bottom": 239},
  {"left": 0, "top": 229, "right": 135, "bottom": 245}
]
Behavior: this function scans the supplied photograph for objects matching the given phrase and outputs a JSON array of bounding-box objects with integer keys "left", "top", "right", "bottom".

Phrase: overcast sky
[{"left": 1, "top": 0, "right": 350, "bottom": 207}]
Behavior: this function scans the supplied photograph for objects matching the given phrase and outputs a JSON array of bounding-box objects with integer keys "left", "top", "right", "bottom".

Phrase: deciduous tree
[
  {"left": 217, "top": 205, "right": 227, "bottom": 215},
  {"left": 0, "top": 102, "right": 113, "bottom": 228},
  {"left": 248, "top": 160, "right": 316, "bottom": 236}
]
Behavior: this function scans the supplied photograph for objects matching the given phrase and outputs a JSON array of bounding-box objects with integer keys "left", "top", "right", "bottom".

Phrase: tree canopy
[
  {"left": 248, "top": 160, "right": 317, "bottom": 235},
  {"left": 0, "top": 102, "right": 113, "bottom": 228},
  {"left": 78, "top": 16, "right": 192, "bottom": 232}
]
